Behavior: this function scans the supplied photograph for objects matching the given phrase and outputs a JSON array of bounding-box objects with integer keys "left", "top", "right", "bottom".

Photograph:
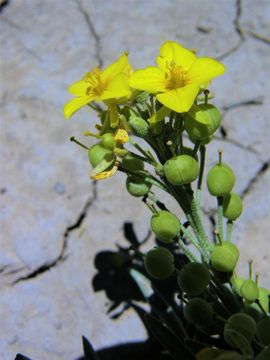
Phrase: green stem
[
  {"left": 177, "top": 240, "right": 198, "bottom": 262},
  {"left": 226, "top": 220, "right": 233, "bottom": 242},
  {"left": 217, "top": 196, "right": 224, "bottom": 242},
  {"left": 179, "top": 223, "right": 209, "bottom": 261},
  {"left": 197, "top": 145, "right": 206, "bottom": 190},
  {"left": 70, "top": 136, "right": 89, "bottom": 150}
]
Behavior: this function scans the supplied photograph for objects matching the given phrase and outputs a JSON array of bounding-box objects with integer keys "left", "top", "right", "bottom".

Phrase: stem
[
  {"left": 70, "top": 136, "right": 89, "bottom": 150},
  {"left": 179, "top": 223, "right": 209, "bottom": 261},
  {"left": 226, "top": 220, "right": 233, "bottom": 241},
  {"left": 217, "top": 197, "right": 224, "bottom": 242},
  {"left": 192, "top": 141, "right": 200, "bottom": 157},
  {"left": 177, "top": 240, "right": 198, "bottom": 262},
  {"left": 197, "top": 145, "right": 206, "bottom": 190}
]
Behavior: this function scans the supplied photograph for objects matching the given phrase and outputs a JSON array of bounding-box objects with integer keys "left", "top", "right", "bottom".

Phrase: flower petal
[
  {"left": 101, "top": 52, "right": 129, "bottom": 82},
  {"left": 99, "top": 74, "right": 131, "bottom": 100},
  {"left": 63, "top": 96, "right": 95, "bottom": 119},
  {"left": 187, "top": 57, "right": 225, "bottom": 85},
  {"left": 158, "top": 41, "right": 196, "bottom": 70},
  {"left": 129, "top": 66, "right": 166, "bottom": 93},
  {"left": 156, "top": 85, "right": 199, "bottom": 113},
  {"left": 68, "top": 80, "right": 88, "bottom": 96}
]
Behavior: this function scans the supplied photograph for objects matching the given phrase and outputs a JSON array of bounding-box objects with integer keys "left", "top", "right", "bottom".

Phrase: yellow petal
[
  {"left": 63, "top": 96, "right": 95, "bottom": 119},
  {"left": 99, "top": 74, "right": 131, "bottom": 101},
  {"left": 158, "top": 41, "right": 196, "bottom": 69},
  {"left": 187, "top": 57, "right": 225, "bottom": 85},
  {"left": 129, "top": 67, "right": 166, "bottom": 93},
  {"left": 101, "top": 52, "right": 129, "bottom": 82},
  {"left": 156, "top": 85, "right": 199, "bottom": 113},
  {"left": 91, "top": 162, "right": 119, "bottom": 180},
  {"left": 68, "top": 80, "right": 88, "bottom": 96},
  {"left": 114, "top": 129, "right": 129, "bottom": 144}
]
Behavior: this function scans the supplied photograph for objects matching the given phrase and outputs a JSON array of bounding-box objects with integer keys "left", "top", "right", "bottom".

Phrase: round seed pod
[
  {"left": 163, "top": 155, "right": 199, "bottom": 186},
  {"left": 211, "top": 242, "right": 239, "bottom": 273},
  {"left": 100, "top": 133, "right": 116, "bottom": 150},
  {"left": 189, "top": 135, "right": 213, "bottom": 145},
  {"left": 223, "top": 192, "right": 243, "bottom": 221},
  {"left": 184, "top": 298, "right": 213, "bottom": 327},
  {"left": 256, "top": 318, "right": 270, "bottom": 345},
  {"left": 258, "top": 287, "right": 270, "bottom": 314},
  {"left": 244, "top": 306, "right": 262, "bottom": 323},
  {"left": 224, "top": 313, "right": 256, "bottom": 347},
  {"left": 177, "top": 262, "right": 210, "bottom": 295},
  {"left": 126, "top": 176, "right": 151, "bottom": 197},
  {"left": 184, "top": 104, "right": 221, "bottom": 141},
  {"left": 240, "top": 279, "right": 259, "bottom": 303},
  {"left": 121, "top": 154, "right": 144, "bottom": 172},
  {"left": 150, "top": 210, "right": 180, "bottom": 243},
  {"left": 255, "top": 346, "right": 270, "bottom": 360},
  {"left": 88, "top": 144, "right": 115, "bottom": 168},
  {"left": 207, "top": 164, "right": 235, "bottom": 196},
  {"left": 129, "top": 115, "right": 149, "bottom": 137},
  {"left": 144, "top": 247, "right": 174, "bottom": 280}
]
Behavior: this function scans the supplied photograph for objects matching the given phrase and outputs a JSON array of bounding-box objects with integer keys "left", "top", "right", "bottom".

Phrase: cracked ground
[{"left": 0, "top": 0, "right": 270, "bottom": 359}]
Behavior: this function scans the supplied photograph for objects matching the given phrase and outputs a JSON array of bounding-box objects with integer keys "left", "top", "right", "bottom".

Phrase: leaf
[
  {"left": 14, "top": 355, "right": 32, "bottom": 360},
  {"left": 145, "top": 314, "right": 194, "bottom": 360},
  {"left": 196, "top": 347, "right": 246, "bottom": 360},
  {"left": 82, "top": 336, "right": 100, "bottom": 360}
]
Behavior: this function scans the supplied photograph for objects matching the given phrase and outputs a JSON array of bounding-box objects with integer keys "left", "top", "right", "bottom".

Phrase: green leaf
[
  {"left": 90, "top": 154, "right": 115, "bottom": 176},
  {"left": 196, "top": 347, "right": 246, "bottom": 360},
  {"left": 82, "top": 336, "right": 100, "bottom": 360},
  {"left": 144, "top": 314, "right": 194, "bottom": 360}
]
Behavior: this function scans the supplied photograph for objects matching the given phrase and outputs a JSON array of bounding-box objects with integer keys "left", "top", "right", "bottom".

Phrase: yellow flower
[
  {"left": 129, "top": 41, "right": 225, "bottom": 113},
  {"left": 64, "top": 53, "right": 131, "bottom": 119}
]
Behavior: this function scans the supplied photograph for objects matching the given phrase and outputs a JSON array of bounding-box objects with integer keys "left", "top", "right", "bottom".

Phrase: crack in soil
[
  {"left": 75, "top": 0, "right": 103, "bottom": 67},
  {"left": 12, "top": 182, "right": 98, "bottom": 285}
]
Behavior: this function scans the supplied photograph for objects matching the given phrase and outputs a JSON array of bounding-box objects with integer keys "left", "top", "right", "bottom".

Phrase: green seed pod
[
  {"left": 240, "top": 279, "right": 259, "bottom": 303},
  {"left": 244, "top": 306, "right": 262, "bottom": 323},
  {"left": 189, "top": 135, "right": 213, "bottom": 145},
  {"left": 211, "top": 241, "right": 239, "bottom": 273},
  {"left": 223, "top": 192, "right": 243, "bottom": 221},
  {"left": 255, "top": 346, "right": 270, "bottom": 360},
  {"left": 128, "top": 114, "right": 149, "bottom": 137},
  {"left": 100, "top": 133, "right": 116, "bottom": 150},
  {"left": 184, "top": 298, "right": 213, "bottom": 326},
  {"left": 207, "top": 163, "right": 235, "bottom": 196},
  {"left": 256, "top": 318, "right": 270, "bottom": 345},
  {"left": 149, "top": 121, "right": 163, "bottom": 136},
  {"left": 177, "top": 262, "right": 210, "bottom": 295},
  {"left": 184, "top": 104, "right": 221, "bottom": 141},
  {"left": 88, "top": 144, "right": 115, "bottom": 168},
  {"left": 144, "top": 247, "right": 174, "bottom": 280},
  {"left": 163, "top": 155, "right": 199, "bottom": 186},
  {"left": 126, "top": 176, "right": 151, "bottom": 197},
  {"left": 121, "top": 154, "right": 144, "bottom": 172},
  {"left": 150, "top": 210, "right": 180, "bottom": 243},
  {"left": 258, "top": 287, "right": 270, "bottom": 313},
  {"left": 224, "top": 313, "right": 256, "bottom": 346}
]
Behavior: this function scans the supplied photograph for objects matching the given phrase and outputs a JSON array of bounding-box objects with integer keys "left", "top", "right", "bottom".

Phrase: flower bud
[
  {"left": 256, "top": 318, "right": 270, "bottom": 345},
  {"left": 128, "top": 114, "right": 149, "bottom": 138},
  {"left": 88, "top": 144, "right": 115, "bottom": 167},
  {"left": 207, "top": 163, "right": 235, "bottom": 196},
  {"left": 177, "top": 262, "right": 210, "bottom": 295},
  {"left": 184, "top": 298, "right": 213, "bottom": 326},
  {"left": 121, "top": 154, "right": 144, "bottom": 172},
  {"left": 184, "top": 104, "right": 221, "bottom": 141},
  {"left": 100, "top": 133, "right": 116, "bottom": 150},
  {"left": 223, "top": 192, "right": 243, "bottom": 221},
  {"left": 211, "top": 242, "right": 239, "bottom": 272},
  {"left": 126, "top": 176, "right": 151, "bottom": 197},
  {"left": 150, "top": 210, "right": 180, "bottom": 243},
  {"left": 144, "top": 247, "right": 174, "bottom": 280},
  {"left": 163, "top": 155, "right": 199, "bottom": 186},
  {"left": 224, "top": 313, "right": 256, "bottom": 347},
  {"left": 240, "top": 279, "right": 259, "bottom": 303}
]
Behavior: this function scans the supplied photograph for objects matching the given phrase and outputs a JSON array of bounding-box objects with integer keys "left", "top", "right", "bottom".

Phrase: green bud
[
  {"left": 150, "top": 210, "right": 180, "bottom": 243},
  {"left": 207, "top": 163, "right": 235, "bottom": 196},
  {"left": 256, "top": 318, "right": 270, "bottom": 345},
  {"left": 88, "top": 144, "right": 115, "bottom": 168},
  {"left": 100, "top": 133, "right": 116, "bottom": 150},
  {"left": 184, "top": 104, "right": 221, "bottom": 141},
  {"left": 126, "top": 176, "right": 151, "bottom": 197},
  {"left": 128, "top": 114, "right": 149, "bottom": 137},
  {"left": 240, "top": 279, "right": 259, "bottom": 303},
  {"left": 211, "top": 242, "right": 239, "bottom": 272},
  {"left": 184, "top": 298, "right": 213, "bottom": 326},
  {"left": 177, "top": 262, "right": 210, "bottom": 295},
  {"left": 144, "top": 247, "right": 174, "bottom": 280},
  {"left": 223, "top": 192, "right": 243, "bottom": 221},
  {"left": 121, "top": 154, "right": 144, "bottom": 172},
  {"left": 224, "top": 313, "right": 256, "bottom": 347},
  {"left": 163, "top": 155, "right": 199, "bottom": 186}
]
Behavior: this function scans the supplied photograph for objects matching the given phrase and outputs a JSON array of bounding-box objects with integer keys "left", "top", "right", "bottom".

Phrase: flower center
[
  {"left": 165, "top": 62, "right": 188, "bottom": 90},
  {"left": 84, "top": 67, "right": 107, "bottom": 97}
]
